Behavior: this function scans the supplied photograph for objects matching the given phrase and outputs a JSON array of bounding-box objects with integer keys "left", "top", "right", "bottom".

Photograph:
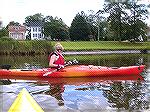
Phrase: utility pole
[{"left": 98, "top": 21, "right": 100, "bottom": 41}]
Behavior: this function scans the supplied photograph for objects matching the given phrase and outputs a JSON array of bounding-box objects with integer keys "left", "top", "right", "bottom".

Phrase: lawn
[{"left": 51, "top": 41, "right": 149, "bottom": 51}]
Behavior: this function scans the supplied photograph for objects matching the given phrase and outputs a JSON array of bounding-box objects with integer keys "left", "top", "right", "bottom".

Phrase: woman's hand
[{"left": 58, "top": 64, "right": 64, "bottom": 69}]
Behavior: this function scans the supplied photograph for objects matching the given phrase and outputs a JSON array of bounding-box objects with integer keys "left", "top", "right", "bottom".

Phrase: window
[
  {"left": 33, "top": 27, "right": 37, "bottom": 32},
  {"left": 33, "top": 28, "right": 35, "bottom": 32},
  {"left": 38, "top": 33, "right": 42, "bottom": 38},
  {"left": 33, "top": 33, "right": 38, "bottom": 37},
  {"left": 38, "top": 28, "right": 41, "bottom": 32}
]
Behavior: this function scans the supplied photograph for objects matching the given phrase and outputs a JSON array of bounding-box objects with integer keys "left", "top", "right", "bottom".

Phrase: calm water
[{"left": 0, "top": 54, "right": 150, "bottom": 112}]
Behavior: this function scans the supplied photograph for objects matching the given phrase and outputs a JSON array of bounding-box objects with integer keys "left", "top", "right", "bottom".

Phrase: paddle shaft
[{"left": 43, "top": 63, "right": 71, "bottom": 76}]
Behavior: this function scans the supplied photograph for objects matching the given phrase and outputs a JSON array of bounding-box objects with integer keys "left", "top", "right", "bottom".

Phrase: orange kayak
[{"left": 0, "top": 65, "right": 145, "bottom": 78}]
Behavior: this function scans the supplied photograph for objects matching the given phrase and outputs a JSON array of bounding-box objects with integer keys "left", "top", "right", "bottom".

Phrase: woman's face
[{"left": 57, "top": 49, "right": 63, "bottom": 53}]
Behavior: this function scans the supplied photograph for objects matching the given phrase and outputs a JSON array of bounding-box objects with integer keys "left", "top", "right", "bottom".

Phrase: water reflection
[
  {"left": 44, "top": 83, "right": 65, "bottom": 106},
  {"left": 0, "top": 74, "right": 148, "bottom": 111},
  {"left": 0, "top": 54, "right": 149, "bottom": 68},
  {"left": 103, "top": 81, "right": 149, "bottom": 111},
  {"left": 76, "top": 54, "right": 148, "bottom": 67}
]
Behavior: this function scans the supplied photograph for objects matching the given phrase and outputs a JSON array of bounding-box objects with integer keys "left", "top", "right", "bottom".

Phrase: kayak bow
[{"left": 8, "top": 88, "right": 44, "bottom": 112}]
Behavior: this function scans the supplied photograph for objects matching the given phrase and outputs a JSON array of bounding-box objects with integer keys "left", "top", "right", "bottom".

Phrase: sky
[
  {"left": 0, "top": 0, "right": 104, "bottom": 27},
  {"left": 0, "top": 0, "right": 150, "bottom": 27}
]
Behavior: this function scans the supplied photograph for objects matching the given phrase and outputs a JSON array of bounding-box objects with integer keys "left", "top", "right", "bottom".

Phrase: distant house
[
  {"left": 27, "top": 21, "right": 44, "bottom": 40},
  {"left": 8, "top": 25, "right": 26, "bottom": 40}
]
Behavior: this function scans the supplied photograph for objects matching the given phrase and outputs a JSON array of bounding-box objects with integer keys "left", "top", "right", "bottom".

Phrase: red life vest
[{"left": 48, "top": 51, "right": 65, "bottom": 65}]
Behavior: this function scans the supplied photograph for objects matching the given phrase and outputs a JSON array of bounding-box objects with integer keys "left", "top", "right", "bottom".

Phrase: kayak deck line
[{"left": 8, "top": 88, "right": 44, "bottom": 112}]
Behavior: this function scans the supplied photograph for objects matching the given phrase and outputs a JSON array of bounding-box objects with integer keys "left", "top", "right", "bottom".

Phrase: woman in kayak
[{"left": 48, "top": 43, "right": 65, "bottom": 69}]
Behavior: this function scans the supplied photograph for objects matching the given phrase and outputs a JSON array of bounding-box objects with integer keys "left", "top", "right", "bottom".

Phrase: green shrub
[
  {"left": 0, "top": 40, "right": 52, "bottom": 55},
  {"left": 0, "top": 36, "right": 14, "bottom": 41}
]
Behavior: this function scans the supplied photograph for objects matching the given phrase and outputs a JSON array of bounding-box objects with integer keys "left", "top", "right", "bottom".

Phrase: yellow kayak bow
[{"left": 8, "top": 88, "right": 44, "bottom": 112}]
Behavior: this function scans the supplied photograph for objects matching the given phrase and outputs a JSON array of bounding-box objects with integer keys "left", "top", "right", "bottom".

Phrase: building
[
  {"left": 8, "top": 25, "right": 26, "bottom": 40},
  {"left": 27, "top": 21, "right": 44, "bottom": 40}
]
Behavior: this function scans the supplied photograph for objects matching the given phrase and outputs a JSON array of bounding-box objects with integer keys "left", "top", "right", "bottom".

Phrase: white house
[{"left": 27, "top": 21, "right": 44, "bottom": 40}]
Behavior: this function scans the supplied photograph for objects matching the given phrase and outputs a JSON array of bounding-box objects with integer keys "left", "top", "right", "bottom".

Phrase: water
[{"left": 0, "top": 54, "right": 150, "bottom": 112}]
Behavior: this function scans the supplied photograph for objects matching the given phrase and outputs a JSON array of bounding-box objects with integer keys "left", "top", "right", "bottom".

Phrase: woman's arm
[{"left": 49, "top": 55, "right": 58, "bottom": 67}]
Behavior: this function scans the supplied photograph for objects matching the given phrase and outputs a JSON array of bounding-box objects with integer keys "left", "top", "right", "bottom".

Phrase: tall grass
[{"left": 0, "top": 40, "right": 52, "bottom": 55}]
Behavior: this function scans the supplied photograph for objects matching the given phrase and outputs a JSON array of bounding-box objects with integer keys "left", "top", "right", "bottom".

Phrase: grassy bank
[
  {"left": 0, "top": 40, "right": 149, "bottom": 55},
  {"left": 52, "top": 41, "right": 149, "bottom": 51},
  {"left": 0, "top": 40, "right": 52, "bottom": 55}
]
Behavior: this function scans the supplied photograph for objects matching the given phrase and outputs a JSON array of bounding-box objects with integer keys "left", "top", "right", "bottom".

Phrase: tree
[
  {"left": 84, "top": 10, "right": 98, "bottom": 41},
  {"left": 7, "top": 21, "right": 21, "bottom": 26},
  {"left": 44, "top": 16, "right": 69, "bottom": 41},
  {"left": 0, "top": 27, "right": 8, "bottom": 38},
  {"left": 0, "top": 21, "right": 19, "bottom": 38},
  {"left": 69, "top": 11, "right": 90, "bottom": 41},
  {"left": 25, "top": 13, "right": 44, "bottom": 26},
  {"left": 125, "top": 0, "right": 149, "bottom": 41},
  {"left": 95, "top": 10, "right": 109, "bottom": 41},
  {"left": 102, "top": 0, "right": 149, "bottom": 41},
  {"left": 103, "top": 0, "right": 128, "bottom": 41}
]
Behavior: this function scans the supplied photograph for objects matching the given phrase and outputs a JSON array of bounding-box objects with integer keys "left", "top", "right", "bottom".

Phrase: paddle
[{"left": 43, "top": 59, "right": 78, "bottom": 77}]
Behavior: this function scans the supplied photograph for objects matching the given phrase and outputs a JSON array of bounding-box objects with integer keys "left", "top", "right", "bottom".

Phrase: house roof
[
  {"left": 8, "top": 25, "right": 26, "bottom": 32},
  {"left": 28, "top": 20, "right": 44, "bottom": 27}
]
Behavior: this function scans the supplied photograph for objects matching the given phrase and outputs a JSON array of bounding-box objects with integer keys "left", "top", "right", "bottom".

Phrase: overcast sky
[
  {"left": 0, "top": 0, "right": 104, "bottom": 26},
  {"left": 0, "top": 0, "right": 150, "bottom": 27}
]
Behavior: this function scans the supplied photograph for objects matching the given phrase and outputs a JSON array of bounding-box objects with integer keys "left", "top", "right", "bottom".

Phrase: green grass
[
  {"left": 0, "top": 40, "right": 52, "bottom": 55},
  {"left": 0, "top": 40, "right": 149, "bottom": 55},
  {"left": 52, "top": 41, "right": 149, "bottom": 51}
]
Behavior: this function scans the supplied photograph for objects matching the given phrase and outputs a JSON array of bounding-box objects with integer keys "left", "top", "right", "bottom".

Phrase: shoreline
[
  {"left": 63, "top": 50, "right": 150, "bottom": 55},
  {"left": 0, "top": 50, "right": 149, "bottom": 56}
]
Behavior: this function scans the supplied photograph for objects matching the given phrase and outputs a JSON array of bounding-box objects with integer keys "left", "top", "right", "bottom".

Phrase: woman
[{"left": 48, "top": 43, "right": 65, "bottom": 69}]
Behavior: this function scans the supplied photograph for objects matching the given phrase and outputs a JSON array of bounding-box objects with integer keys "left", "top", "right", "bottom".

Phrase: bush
[
  {"left": 0, "top": 40, "right": 52, "bottom": 55},
  {"left": 0, "top": 36, "right": 14, "bottom": 41}
]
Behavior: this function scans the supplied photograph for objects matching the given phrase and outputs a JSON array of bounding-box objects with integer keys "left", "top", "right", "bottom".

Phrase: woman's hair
[{"left": 54, "top": 42, "right": 64, "bottom": 51}]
